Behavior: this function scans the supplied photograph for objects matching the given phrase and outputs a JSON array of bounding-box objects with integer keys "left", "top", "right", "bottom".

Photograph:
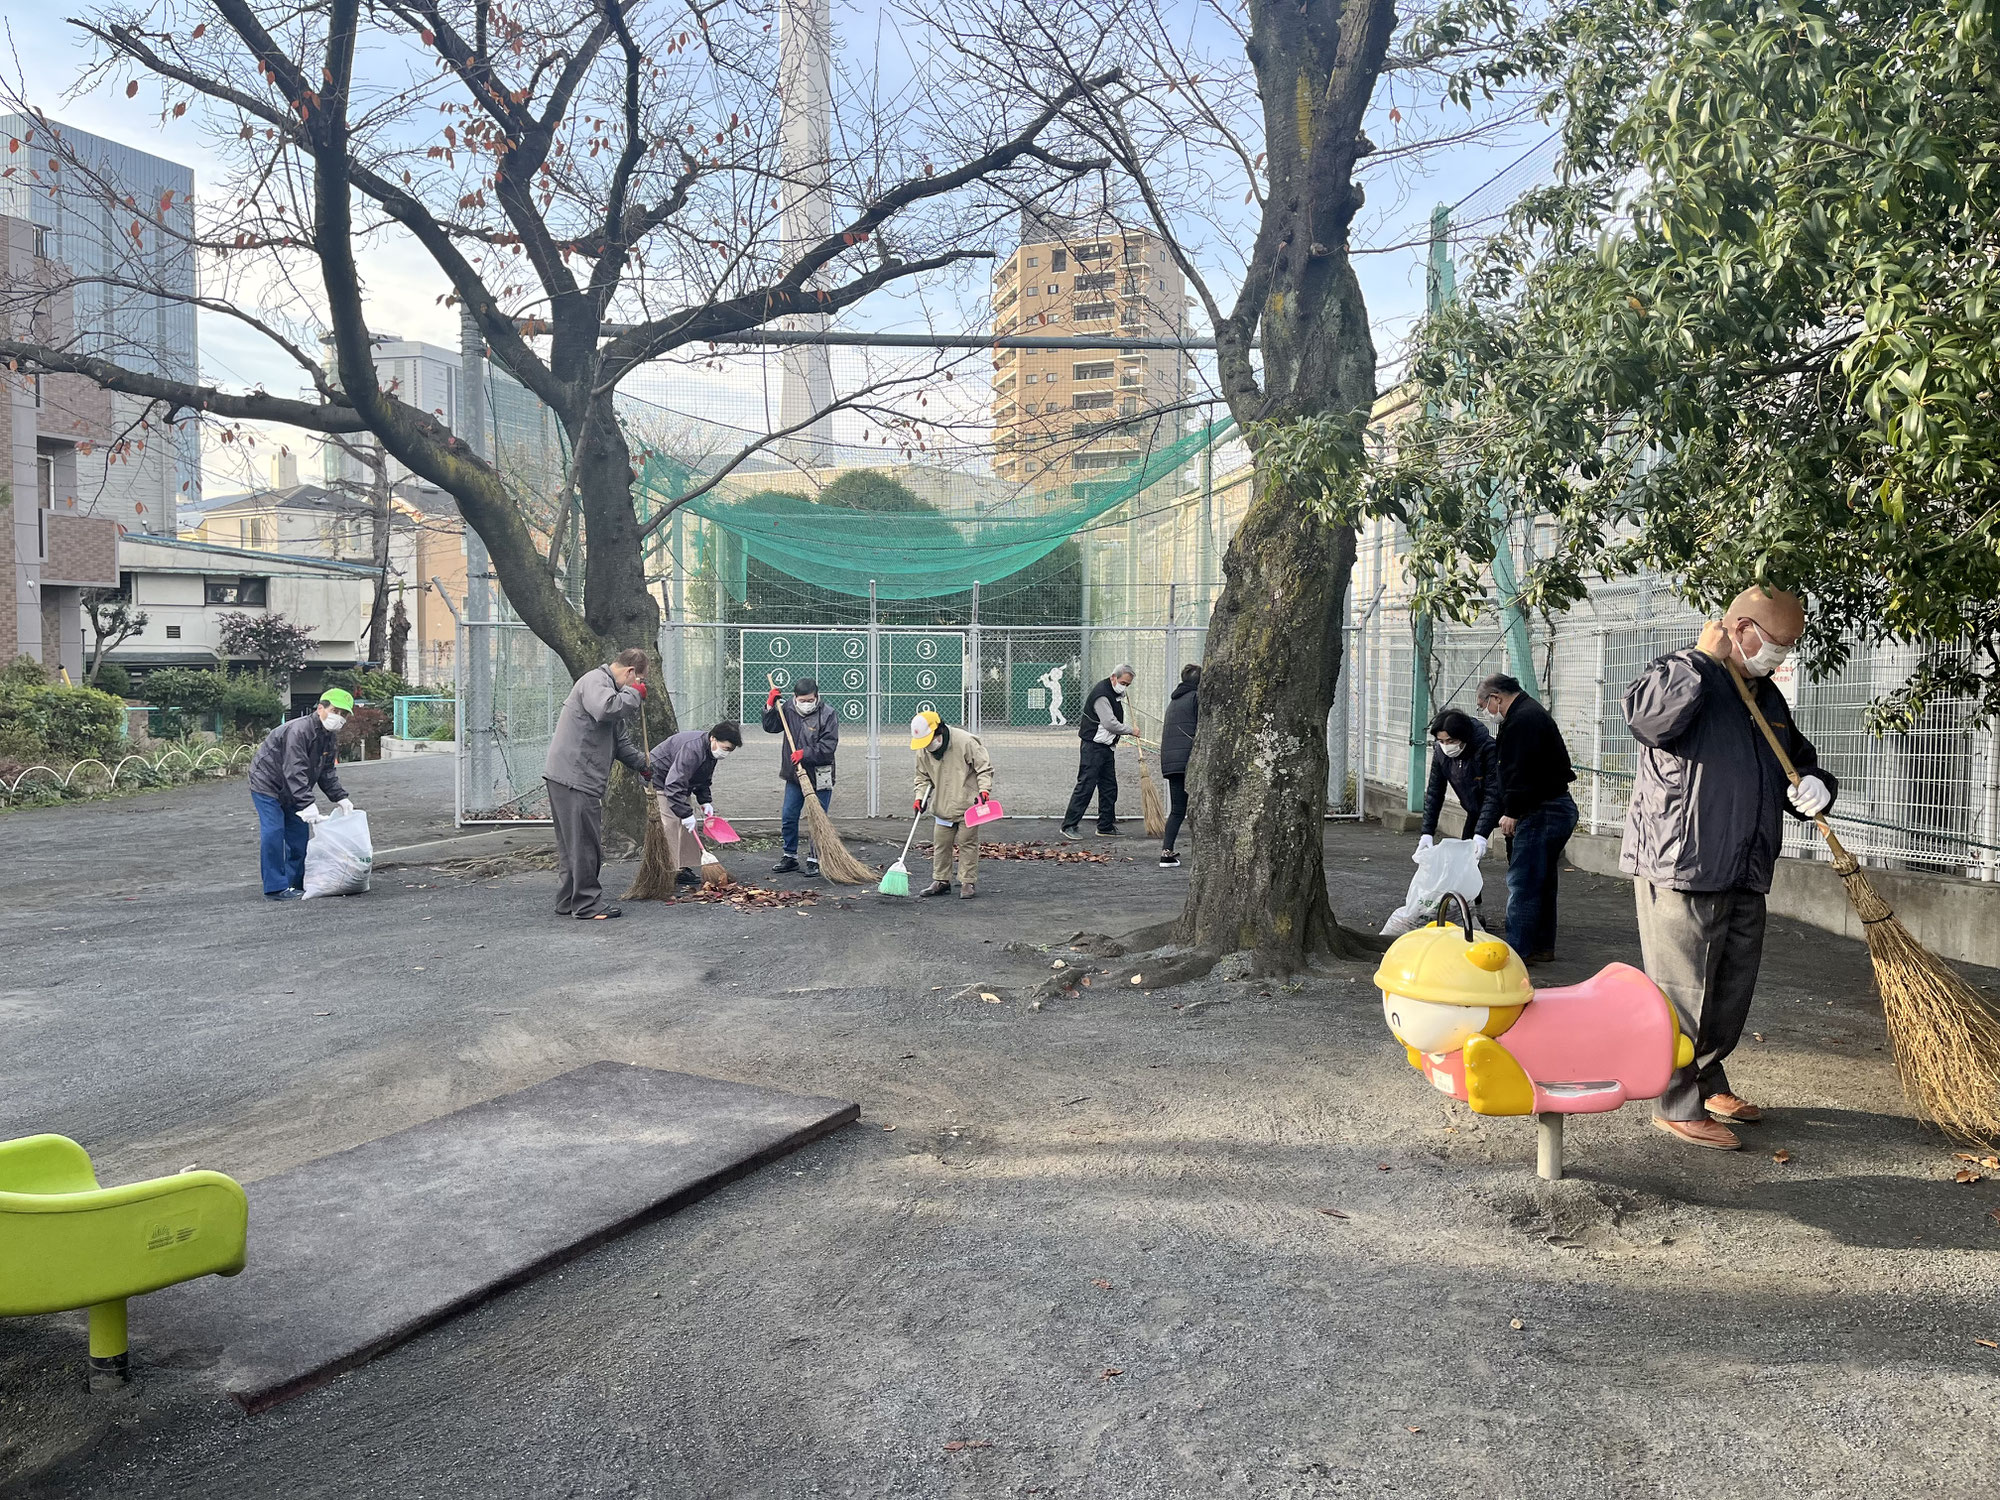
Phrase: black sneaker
[
  {"left": 264, "top": 889, "right": 305, "bottom": 902},
  {"left": 771, "top": 855, "right": 800, "bottom": 874},
  {"left": 804, "top": 856, "right": 820, "bottom": 875},
  {"left": 674, "top": 869, "right": 700, "bottom": 889},
  {"left": 1059, "top": 825, "right": 1083, "bottom": 842},
  {"left": 1096, "top": 826, "right": 1120, "bottom": 838},
  {"left": 1158, "top": 851, "right": 1180, "bottom": 868}
]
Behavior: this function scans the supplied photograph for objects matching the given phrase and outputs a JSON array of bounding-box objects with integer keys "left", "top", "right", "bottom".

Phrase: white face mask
[
  {"left": 322, "top": 712, "right": 347, "bottom": 734},
  {"left": 1111, "top": 681, "right": 1129, "bottom": 695},
  {"left": 794, "top": 699, "right": 817, "bottom": 715},
  {"left": 1438, "top": 740, "right": 1464, "bottom": 759},
  {"left": 712, "top": 743, "right": 733, "bottom": 758},
  {"left": 1739, "top": 621, "right": 1793, "bottom": 678}
]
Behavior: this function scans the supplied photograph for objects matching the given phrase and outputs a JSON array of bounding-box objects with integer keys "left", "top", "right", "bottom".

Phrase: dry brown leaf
[
  {"left": 1955, "top": 1168, "right": 1983, "bottom": 1184},
  {"left": 881, "top": 1124, "right": 896, "bottom": 1132},
  {"left": 1318, "top": 1207, "right": 1350, "bottom": 1219},
  {"left": 1976, "top": 1340, "right": 1999, "bottom": 1349},
  {"left": 1091, "top": 1278, "right": 1112, "bottom": 1289},
  {"left": 979, "top": 992, "right": 1000, "bottom": 1003},
  {"left": 1509, "top": 1319, "right": 1524, "bottom": 1330},
  {"left": 1405, "top": 1426, "right": 1421, "bottom": 1434},
  {"left": 1955, "top": 1152, "right": 1980, "bottom": 1161},
  {"left": 1377, "top": 1163, "right": 1392, "bottom": 1172},
  {"left": 1130, "top": 974, "right": 1143, "bottom": 985},
  {"left": 1100, "top": 1367, "right": 1123, "bottom": 1379},
  {"left": 1983, "top": 1156, "right": 2000, "bottom": 1169},
  {"left": 1772, "top": 1149, "right": 1793, "bottom": 1164}
]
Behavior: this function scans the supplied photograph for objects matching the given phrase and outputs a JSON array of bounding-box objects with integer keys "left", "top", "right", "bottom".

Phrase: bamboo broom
[
  {"left": 625, "top": 694, "right": 728, "bottom": 898},
  {"left": 769, "top": 676, "right": 877, "bottom": 885},
  {"left": 1135, "top": 730, "right": 1167, "bottom": 840},
  {"left": 1724, "top": 655, "right": 2000, "bottom": 1142}
]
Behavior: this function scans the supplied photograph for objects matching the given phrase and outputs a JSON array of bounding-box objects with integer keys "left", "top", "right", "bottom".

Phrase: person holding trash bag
[
  {"left": 1060, "top": 664, "right": 1134, "bottom": 840},
  {"left": 1477, "top": 673, "right": 1578, "bottom": 963},
  {"left": 761, "top": 677, "right": 839, "bottom": 875},
  {"left": 1156, "top": 664, "right": 1200, "bottom": 868},
  {"left": 542, "top": 648, "right": 651, "bottom": 921},
  {"left": 651, "top": 722, "right": 744, "bottom": 888},
  {"left": 1623, "top": 586, "right": 1836, "bottom": 1150},
  {"left": 910, "top": 710, "right": 994, "bottom": 900},
  {"left": 248, "top": 688, "right": 355, "bottom": 902},
  {"left": 1418, "top": 707, "right": 1501, "bottom": 862}
]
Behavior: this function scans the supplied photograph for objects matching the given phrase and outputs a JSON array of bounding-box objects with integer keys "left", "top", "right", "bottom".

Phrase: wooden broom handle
[
  {"left": 1717, "top": 648, "right": 1852, "bottom": 861},
  {"left": 767, "top": 673, "right": 818, "bottom": 795}
]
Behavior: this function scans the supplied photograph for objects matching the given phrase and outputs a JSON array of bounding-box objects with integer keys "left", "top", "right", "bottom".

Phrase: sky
[{"left": 2, "top": 4, "right": 1556, "bottom": 496}]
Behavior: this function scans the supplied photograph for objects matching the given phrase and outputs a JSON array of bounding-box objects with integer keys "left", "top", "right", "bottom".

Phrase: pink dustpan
[
  {"left": 702, "top": 814, "right": 740, "bottom": 844},
  {"left": 964, "top": 798, "right": 1004, "bottom": 827}
]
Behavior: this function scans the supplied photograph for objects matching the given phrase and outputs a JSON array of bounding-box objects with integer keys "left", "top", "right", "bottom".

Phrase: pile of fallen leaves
[
  {"left": 669, "top": 883, "right": 820, "bottom": 909},
  {"left": 915, "top": 840, "right": 1109, "bottom": 864},
  {"left": 1951, "top": 1149, "right": 2000, "bottom": 1184}
]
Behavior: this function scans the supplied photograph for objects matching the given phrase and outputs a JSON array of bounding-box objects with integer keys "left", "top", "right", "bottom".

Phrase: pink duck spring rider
[{"left": 1374, "top": 894, "right": 1694, "bottom": 1179}]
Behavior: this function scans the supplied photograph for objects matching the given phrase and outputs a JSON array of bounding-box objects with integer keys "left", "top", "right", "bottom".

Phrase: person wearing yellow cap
[
  {"left": 909, "top": 710, "right": 994, "bottom": 899},
  {"left": 247, "top": 689, "right": 355, "bottom": 901}
]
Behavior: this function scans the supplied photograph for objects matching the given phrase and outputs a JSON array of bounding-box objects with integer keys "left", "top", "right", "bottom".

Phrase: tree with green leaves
[{"left": 1382, "top": 0, "right": 2000, "bottom": 728}]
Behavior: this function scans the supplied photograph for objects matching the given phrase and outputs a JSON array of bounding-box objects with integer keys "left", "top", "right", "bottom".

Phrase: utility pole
[
  {"left": 776, "top": 0, "right": 835, "bottom": 457},
  {"left": 459, "top": 307, "right": 499, "bottom": 818}
]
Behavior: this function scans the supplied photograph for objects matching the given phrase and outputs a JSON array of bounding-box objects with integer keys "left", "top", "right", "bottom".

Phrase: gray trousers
[
  {"left": 546, "top": 777, "right": 608, "bottom": 917},
  {"left": 1633, "top": 880, "right": 1768, "bottom": 1120}
]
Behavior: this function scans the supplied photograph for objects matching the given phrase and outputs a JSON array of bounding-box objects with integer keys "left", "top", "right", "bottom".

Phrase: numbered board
[{"left": 740, "top": 629, "right": 963, "bottom": 729}]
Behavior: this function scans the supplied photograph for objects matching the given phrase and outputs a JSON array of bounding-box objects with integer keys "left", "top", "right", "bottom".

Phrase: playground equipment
[
  {"left": 0, "top": 1134, "right": 248, "bottom": 1389},
  {"left": 1374, "top": 895, "right": 1693, "bottom": 1179}
]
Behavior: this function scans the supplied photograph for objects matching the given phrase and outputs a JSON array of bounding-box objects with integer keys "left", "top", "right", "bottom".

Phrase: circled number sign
[
  {"left": 768, "top": 637, "right": 793, "bottom": 659},
  {"left": 842, "top": 668, "right": 865, "bottom": 691},
  {"left": 842, "top": 638, "right": 865, "bottom": 660},
  {"left": 768, "top": 667, "right": 792, "bottom": 689},
  {"left": 915, "top": 638, "right": 939, "bottom": 661},
  {"left": 914, "top": 669, "right": 939, "bottom": 691},
  {"left": 841, "top": 700, "right": 865, "bottom": 721}
]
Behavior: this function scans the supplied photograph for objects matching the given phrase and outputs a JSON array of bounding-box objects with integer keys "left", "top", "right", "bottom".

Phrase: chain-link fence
[{"left": 392, "top": 695, "right": 456, "bottom": 741}]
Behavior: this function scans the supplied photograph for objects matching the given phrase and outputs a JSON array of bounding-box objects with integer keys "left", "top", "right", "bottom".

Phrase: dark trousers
[
  {"left": 780, "top": 781, "right": 833, "bottom": 856},
  {"left": 546, "top": 777, "right": 608, "bottom": 917},
  {"left": 1635, "top": 882, "right": 1768, "bottom": 1120},
  {"left": 1162, "top": 773, "right": 1188, "bottom": 850},
  {"left": 1504, "top": 792, "right": 1578, "bottom": 955},
  {"left": 253, "top": 791, "right": 309, "bottom": 896},
  {"left": 1063, "top": 741, "right": 1119, "bottom": 831}
]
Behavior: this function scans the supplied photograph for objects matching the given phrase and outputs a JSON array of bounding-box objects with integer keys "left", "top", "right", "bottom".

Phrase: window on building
[
  {"left": 1073, "top": 391, "right": 1114, "bottom": 410},
  {"left": 1026, "top": 284, "right": 1039, "bottom": 296},
  {"left": 1075, "top": 242, "right": 1112, "bottom": 261},
  {"left": 1073, "top": 302, "right": 1116, "bottom": 321},
  {"left": 1123, "top": 244, "right": 1144, "bottom": 264},
  {"left": 1073, "top": 361, "right": 1114, "bottom": 380},
  {"left": 1044, "top": 401, "right": 1060, "bottom": 413},
  {"left": 1075, "top": 271, "right": 1116, "bottom": 291},
  {"left": 1121, "top": 397, "right": 1140, "bottom": 416},
  {"left": 30, "top": 374, "right": 42, "bottom": 408},
  {"left": 32, "top": 225, "right": 49, "bottom": 259},
  {"left": 36, "top": 454, "right": 55, "bottom": 509},
  {"left": 204, "top": 576, "right": 270, "bottom": 606},
  {"left": 1027, "top": 255, "right": 1040, "bottom": 267},
  {"left": 1052, "top": 249, "right": 1067, "bottom": 271}
]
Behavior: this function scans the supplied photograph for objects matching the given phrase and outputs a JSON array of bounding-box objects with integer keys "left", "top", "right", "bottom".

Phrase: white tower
[{"left": 777, "top": 0, "right": 835, "bottom": 457}]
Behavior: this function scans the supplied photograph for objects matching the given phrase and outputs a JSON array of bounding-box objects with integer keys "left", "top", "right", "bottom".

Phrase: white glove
[
  {"left": 1788, "top": 773, "right": 1832, "bottom": 817},
  {"left": 681, "top": 814, "right": 700, "bottom": 831},
  {"left": 1471, "top": 835, "right": 1489, "bottom": 860},
  {"left": 336, "top": 797, "right": 354, "bottom": 814},
  {"left": 299, "top": 805, "right": 324, "bottom": 825},
  {"left": 701, "top": 803, "right": 714, "bottom": 818},
  {"left": 1413, "top": 834, "right": 1433, "bottom": 864}
]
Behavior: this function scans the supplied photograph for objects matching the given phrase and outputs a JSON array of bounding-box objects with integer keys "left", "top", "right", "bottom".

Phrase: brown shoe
[
  {"left": 959, "top": 887, "right": 977, "bottom": 900},
  {"left": 1705, "top": 1093, "right": 1763, "bottom": 1123},
  {"left": 1653, "top": 1116, "right": 1741, "bottom": 1150},
  {"left": 917, "top": 880, "right": 950, "bottom": 898}
]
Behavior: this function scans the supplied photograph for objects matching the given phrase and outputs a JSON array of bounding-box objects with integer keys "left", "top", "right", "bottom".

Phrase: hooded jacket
[
  {"left": 760, "top": 698, "right": 840, "bottom": 787},
  {"left": 913, "top": 725, "right": 994, "bottom": 822},
  {"left": 1421, "top": 718, "right": 1502, "bottom": 839},
  {"left": 1158, "top": 680, "right": 1199, "bottom": 776},
  {"left": 542, "top": 666, "right": 648, "bottom": 799},
  {"left": 650, "top": 728, "right": 720, "bottom": 820},
  {"left": 248, "top": 712, "right": 348, "bottom": 811},
  {"left": 1620, "top": 647, "right": 1836, "bottom": 894}
]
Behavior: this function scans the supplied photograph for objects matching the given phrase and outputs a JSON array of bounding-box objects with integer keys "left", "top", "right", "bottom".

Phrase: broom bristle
[
  {"left": 1867, "top": 912, "right": 2000, "bottom": 1143},
  {"left": 1139, "top": 761, "right": 1167, "bottom": 839},
  {"left": 625, "top": 790, "right": 682, "bottom": 901},
  {"left": 799, "top": 783, "right": 878, "bottom": 885},
  {"left": 700, "top": 854, "right": 733, "bottom": 888}
]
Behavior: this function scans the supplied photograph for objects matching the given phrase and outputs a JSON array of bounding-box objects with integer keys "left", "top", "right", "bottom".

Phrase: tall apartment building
[
  {"left": 0, "top": 113, "right": 199, "bottom": 529},
  {"left": 989, "top": 214, "right": 1189, "bottom": 486}
]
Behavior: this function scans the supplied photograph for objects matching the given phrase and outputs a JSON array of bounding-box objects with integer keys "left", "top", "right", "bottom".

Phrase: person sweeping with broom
[
  {"left": 761, "top": 677, "right": 839, "bottom": 876},
  {"left": 1622, "top": 586, "right": 1836, "bottom": 1150},
  {"left": 649, "top": 721, "right": 744, "bottom": 891},
  {"left": 910, "top": 710, "right": 994, "bottom": 900}
]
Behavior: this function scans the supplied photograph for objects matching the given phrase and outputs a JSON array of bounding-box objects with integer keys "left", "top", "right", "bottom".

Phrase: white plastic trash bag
[
  {"left": 303, "top": 807, "right": 373, "bottom": 898},
  {"left": 1381, "top": 837, "right": 1483, "bottom": 936}
]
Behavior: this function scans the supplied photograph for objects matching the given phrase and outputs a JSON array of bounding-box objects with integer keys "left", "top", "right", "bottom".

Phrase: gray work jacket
[
  {"left": 1619, "top": 648, "right": 1836, "bottom": 894},
  {"left": 542, "top": 666, "right": 648, "bottom": 799}
]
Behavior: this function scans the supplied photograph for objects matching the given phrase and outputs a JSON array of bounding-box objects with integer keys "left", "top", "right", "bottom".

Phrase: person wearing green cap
[{"left": 248, "top": 689, "right": 355, "bottom": 901}]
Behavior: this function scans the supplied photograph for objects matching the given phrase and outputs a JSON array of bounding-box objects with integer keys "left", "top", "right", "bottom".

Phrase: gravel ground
[{"left": 4, "top": 757, "right": 2000, "bottom": 1498}]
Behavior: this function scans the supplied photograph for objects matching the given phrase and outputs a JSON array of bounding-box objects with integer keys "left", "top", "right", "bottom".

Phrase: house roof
[{"left": 122, "top": 532, "right": 384, "bottom": 577}]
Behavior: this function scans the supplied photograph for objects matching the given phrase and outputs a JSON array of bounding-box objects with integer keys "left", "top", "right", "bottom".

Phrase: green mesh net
[{"left": 632, "top": 419, "right": 1233, "bottom": 602}]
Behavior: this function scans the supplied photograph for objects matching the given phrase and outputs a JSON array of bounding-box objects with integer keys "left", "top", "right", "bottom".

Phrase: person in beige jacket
[{"left": 910, "top": 710, "right": 994, "bottom": 900}]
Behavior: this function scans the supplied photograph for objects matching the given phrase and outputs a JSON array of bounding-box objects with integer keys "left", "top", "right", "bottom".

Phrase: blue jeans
[
  {"left": 781, "top": 781, "right": 833, "bottom": 856},
  {"left": 253, "top": 791, "right": 310, "bottom": 896},
  {"left": 1505, "top": 793, "right": 1578, "bottom": 956}
]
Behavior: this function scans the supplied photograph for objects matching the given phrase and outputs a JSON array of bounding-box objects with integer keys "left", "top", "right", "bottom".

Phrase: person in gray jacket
[
  {"left": 650, "top": 722, "right": 744, "bottom": 886},
  {"left": 760, "top": 676, "right": 839, "bottom": 875},
  {"left": 542, "top": 648, "right": 651, "bottom": 920},
  {"left": 1622, "top": 586, "right": 1836, "bottom": 1150}
]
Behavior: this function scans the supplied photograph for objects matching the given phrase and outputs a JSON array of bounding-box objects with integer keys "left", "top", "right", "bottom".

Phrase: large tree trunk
[
  {"left": 1176, "top": 0, "right": 1395, "bottom": 970},
  {"left": 1179, "top": 482, "right": 1366, "bottom": 968},
  {"left": 365, "top": 455, "right": 393, "bottom": 665}
]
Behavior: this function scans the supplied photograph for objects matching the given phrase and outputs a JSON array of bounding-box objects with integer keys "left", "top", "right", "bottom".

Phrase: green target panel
[{"left": 740, "top": 630, "right": 962, "bottom": 730}]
